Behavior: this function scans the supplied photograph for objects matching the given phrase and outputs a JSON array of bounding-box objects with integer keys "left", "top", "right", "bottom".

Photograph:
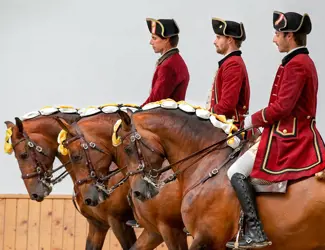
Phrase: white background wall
[{"left": 1, "top": 0, "right": 324, "bottom": 194}]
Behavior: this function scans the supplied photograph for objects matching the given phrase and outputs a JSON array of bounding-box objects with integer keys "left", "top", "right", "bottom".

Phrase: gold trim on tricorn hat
[
  {"left": 273, "top": 11, "right": 312, "bottom": 34},
  {"left": 212, "top": 17, "right": 246, "bottom": 41},
  {"left": 146, "top": 18, "right": 179, "bottom": 38}
]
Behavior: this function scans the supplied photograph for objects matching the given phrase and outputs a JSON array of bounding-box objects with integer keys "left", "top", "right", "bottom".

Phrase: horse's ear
[
  {"left": 4, "top": 121, "right": 15, "bottom": 129},
  {"left": 55, "top": 117, "right": 71, "bottom": 133},
  {"left": 117, "top": 109, "right": 131, "bottom": 131},
  {"left": 14, "top": 117, "right": 24, "bottom": 133}
]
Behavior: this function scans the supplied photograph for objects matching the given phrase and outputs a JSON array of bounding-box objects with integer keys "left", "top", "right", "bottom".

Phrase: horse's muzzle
[
  {"left": 30, "top": 180, "right": 51, "bottom": 202},
  {"left": 84, "top": 184, "right": 100, "bottom": 206}
]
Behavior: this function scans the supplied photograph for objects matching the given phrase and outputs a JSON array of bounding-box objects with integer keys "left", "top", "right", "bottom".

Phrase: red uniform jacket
[
  {"left": 141, "top": 48, "right": 190, "bottom": 107},
  {"left": 209, "top": 51, "right": 250, "bottom": 127},
  {"left": 251, "top": 48, "right": 325, "bottom": 182}
]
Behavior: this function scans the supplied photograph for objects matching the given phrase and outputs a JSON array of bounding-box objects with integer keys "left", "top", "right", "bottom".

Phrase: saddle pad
[{"left": 250, "top": 178, "right": 288, "bottom": 193}]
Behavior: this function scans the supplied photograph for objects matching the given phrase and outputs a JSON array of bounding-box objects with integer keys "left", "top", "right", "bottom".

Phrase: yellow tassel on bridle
[
  {"left": 112, "top": 119, "right": 122, "bottom": 147},
  {"left": 57, "top": 129, "right": 69, "bottom": 156},
  {"left": 4, "top": 127, "right": 13, "bottom": 154}
]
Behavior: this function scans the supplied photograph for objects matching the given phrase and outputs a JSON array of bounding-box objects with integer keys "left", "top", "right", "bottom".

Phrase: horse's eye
[
  {"left": 71, "top": 154, "right": 82, "bottom": 162},
  {"left": 124, "top": 146, "right": 133, "bottom": 155},
  {"left": 20, "top": 152, "right": 28, "bottom": 160}
]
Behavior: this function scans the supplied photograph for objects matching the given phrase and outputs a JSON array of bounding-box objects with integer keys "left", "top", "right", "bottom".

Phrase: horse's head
[
  {"left": 114, "top": 106, "right": 237, "bottom": 200},
  {"left": 4, "top": 117, "right": 58, "bottom": 201},
  {"left": 56, "top": 117, "right": 114, "bottom": 206},
  {"left": 114, "top": 109, "right": 167, "bottom": 199}
]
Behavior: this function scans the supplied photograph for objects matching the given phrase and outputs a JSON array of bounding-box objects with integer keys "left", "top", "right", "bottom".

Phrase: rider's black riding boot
[{"left": 226, "top": 173, "right": 271, "bottom": 249}]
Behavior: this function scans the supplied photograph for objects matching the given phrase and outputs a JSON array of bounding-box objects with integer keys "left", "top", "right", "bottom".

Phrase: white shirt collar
[
  {"left": 287, "top": 46, "right": 306, "bottom": 55},
  {"left": 223, "top": 49, "right": 240, "bottom": 59}
]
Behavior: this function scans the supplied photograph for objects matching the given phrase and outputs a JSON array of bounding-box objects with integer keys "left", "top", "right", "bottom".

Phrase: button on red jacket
[
  {"left": 251, "top": 48, "right": 325, "bottom": 182},
  {"left": 209, "top": 50, "right": 250, "bottom": 127}
]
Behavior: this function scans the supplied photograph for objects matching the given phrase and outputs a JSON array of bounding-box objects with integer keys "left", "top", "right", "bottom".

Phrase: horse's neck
[
  {"left": 165, "top": 139, "right": 231, "bottom": 189},
  {"left": 93, "top": 113, "right": 133, "bottom": 178},
  {"left": 56, "top": 153, "right": 78, "bottom": 182},
  {"left": 149, "top": 112, "right": 224, "bottom": 162},
  {"left": 145, "top": 111, "right": 232, "bottom": 191},
  {"left": 97, "top": 113, "right": 123, "bottom": 166},
  {"left": 45, "top": 122, "right": 79, "bottom": 184},
  {"left": 52, "top": 113, "right": 81, "bottom": 124}
]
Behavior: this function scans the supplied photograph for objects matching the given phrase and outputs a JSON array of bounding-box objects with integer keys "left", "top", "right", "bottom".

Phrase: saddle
[{"left": 250, "top": 177, "right": 287, "bottom": 193}]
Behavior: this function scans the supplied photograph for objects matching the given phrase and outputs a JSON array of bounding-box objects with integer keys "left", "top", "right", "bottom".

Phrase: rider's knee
[{"left": 227, "top": 150, "right": 256, "bottom": 180}]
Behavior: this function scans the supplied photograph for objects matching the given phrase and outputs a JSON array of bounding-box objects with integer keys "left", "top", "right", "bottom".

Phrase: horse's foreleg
[
  {"left": 86, "top": 220, "right": 109, "bottom": 250},
  {"left": 108, "top": 216, "right": 137, "bottom": 250},
  {"left": 188, "top": 235, "right": 227, "bottom": 250},
  {"left": 159, "top": 224, "right": 188, "bottom": 250},
  {"left": 130, "top": 229, "right": 163, "bottom": 250},
  {"left": 185, "top": 231, "right": 228, "bottom": 250}
]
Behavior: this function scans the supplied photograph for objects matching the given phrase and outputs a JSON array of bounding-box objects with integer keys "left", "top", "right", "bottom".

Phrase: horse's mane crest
[
  {"left": 20, "top": 104, "right": 141, "bottom": 121},
  {"left": 141, "top": 99, "right": 238, "bottom": 136},
  {"left": 117, "top": 99, "right": 240, "bottom": 149},
  {"left": 20, "top": 105, "right": 79, "bottom": 121}
]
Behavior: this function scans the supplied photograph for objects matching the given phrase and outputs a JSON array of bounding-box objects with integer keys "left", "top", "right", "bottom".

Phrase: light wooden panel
[{"left": 0, "top": 194, "right": 193, "bottom": 250}]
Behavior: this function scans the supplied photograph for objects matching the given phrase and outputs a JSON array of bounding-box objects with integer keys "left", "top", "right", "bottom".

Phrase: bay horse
[
  {"left": 115, "top": 106, "right": 325, "bottom": 250},
  {"left": 4, "top": 110, "right": 136, "bottom": 250},
  {"left": 57, "top": 110, "right": 188, "bottom": 250}
]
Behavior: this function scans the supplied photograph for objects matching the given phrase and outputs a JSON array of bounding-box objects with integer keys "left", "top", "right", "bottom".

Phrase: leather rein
[
  {"left": 61, "top": 123, "right": 127, "bottom": 195},
  {"left": 12, "top": 132, "right": 71, "bottom": 188},
  {"left": 113, "top": 121, "right": 247, "bottom": 190}
]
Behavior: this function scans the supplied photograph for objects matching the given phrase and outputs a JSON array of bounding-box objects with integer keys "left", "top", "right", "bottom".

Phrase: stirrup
[
  {"left": 183, "top": 227, "right": 191, "bottom": 236},
  {"left": 126, "top": 220, "right": 140, "bottom": 228},
  {"left": 226, "top": 239, "right": 271, "bottom": 249}
]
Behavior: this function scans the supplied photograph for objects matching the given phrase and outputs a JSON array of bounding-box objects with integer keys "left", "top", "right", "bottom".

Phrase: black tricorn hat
[
  {"left": 212, "top": 18, "right": 246, "bottom": 41},
  {"left": 146, "top": 18, "right": 180, "bottom": 38},
  {"left": 273, "top": 11, "right": 312, "bottom": 34}
]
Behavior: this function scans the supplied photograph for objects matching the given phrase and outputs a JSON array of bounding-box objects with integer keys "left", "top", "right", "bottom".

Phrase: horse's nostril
[
  {"left": 31, "top": 193, "right": 39, "bottom": 200},
  {"left": 133, "top": 191, "right": 141, "bottom": 197},
  {"left": 85, "top": 198, "right": 92, "bottom": 205}
]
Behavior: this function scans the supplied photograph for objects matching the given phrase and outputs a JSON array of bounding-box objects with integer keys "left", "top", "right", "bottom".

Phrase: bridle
[
  {"left": 118, "top": 125, "right": 165, "bottom": 177},
  {"left": 62, "top": 123, "right": 125, "bottom": 193},
  {"left": 12, "top": 132, "right": 70, "bottom": 190}
]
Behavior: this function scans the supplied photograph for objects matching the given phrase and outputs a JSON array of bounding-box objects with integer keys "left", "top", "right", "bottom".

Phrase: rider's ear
[
  {"left": 14, "top": 117, "right": 24, "bottom": 133},
  {"left": 55, "top": 117, "right": 72, "bottom": 133},
  {"left": 117, "top": 109, "right": 132, "bottom": 131}
]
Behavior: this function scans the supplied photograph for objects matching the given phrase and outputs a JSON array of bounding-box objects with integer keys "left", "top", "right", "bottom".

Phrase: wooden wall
[{"left": 0, "top": 194, "right": 192, "bottom": 250}]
